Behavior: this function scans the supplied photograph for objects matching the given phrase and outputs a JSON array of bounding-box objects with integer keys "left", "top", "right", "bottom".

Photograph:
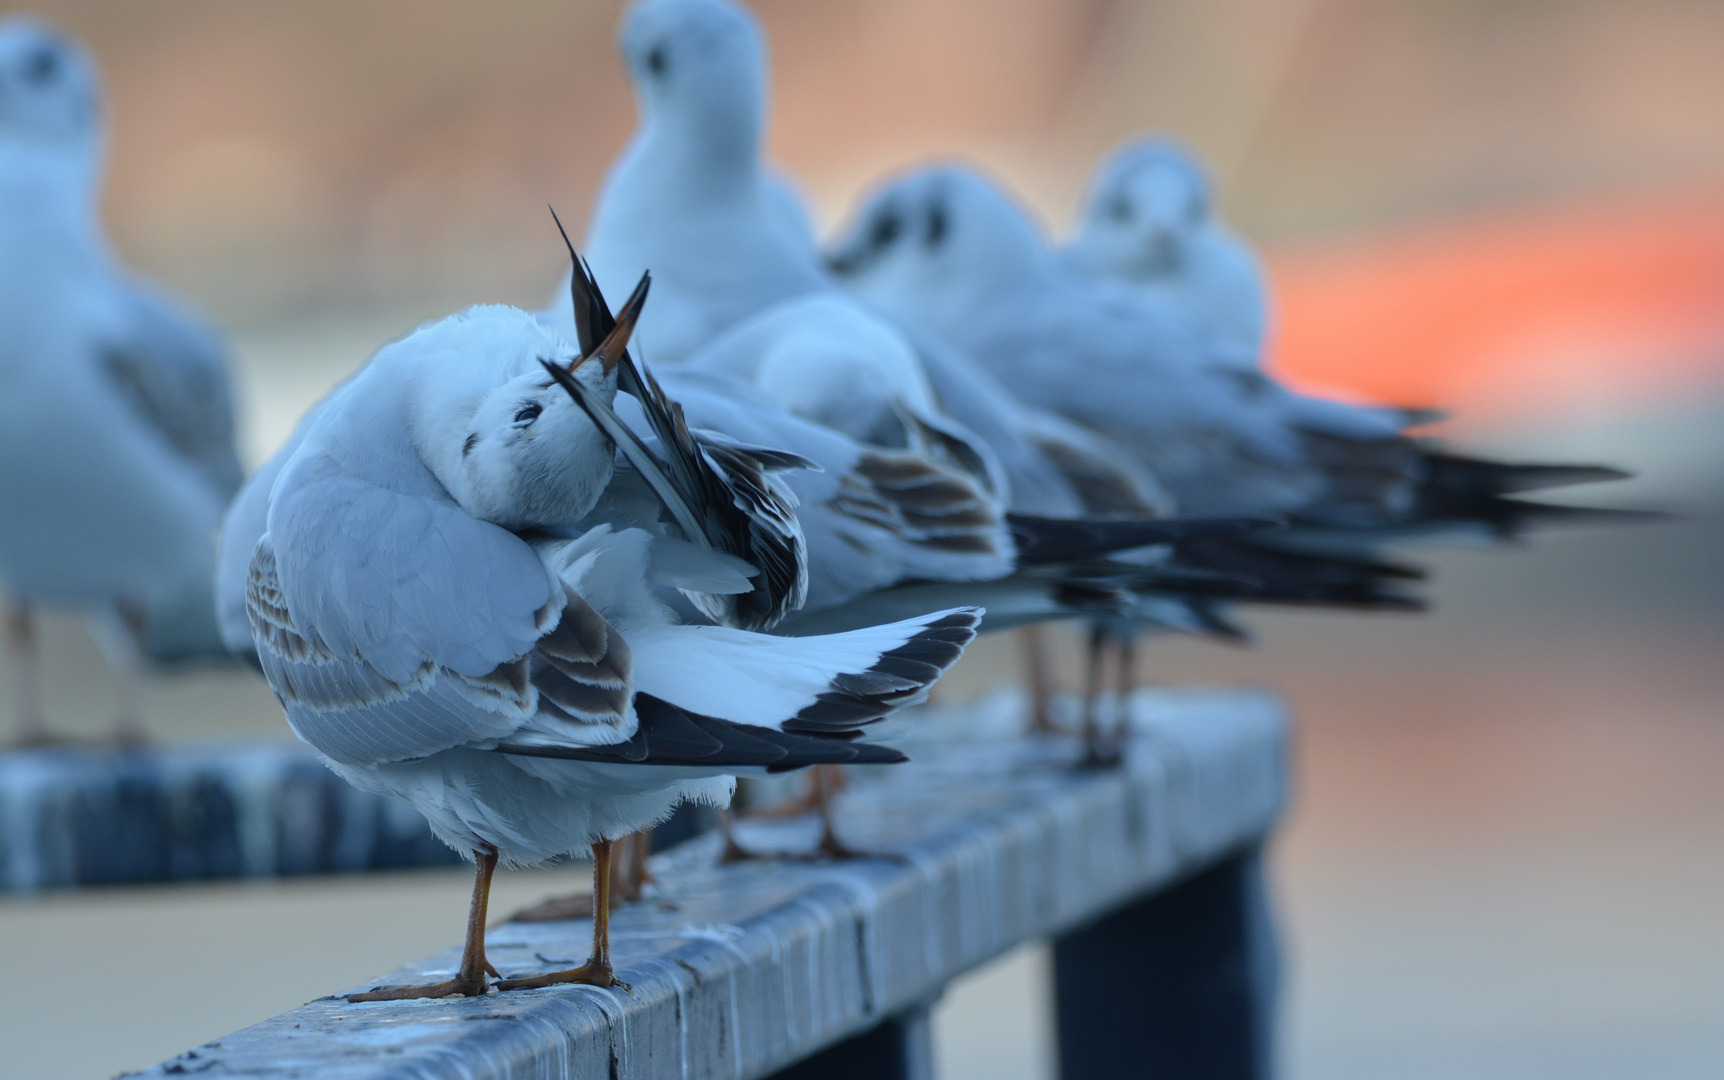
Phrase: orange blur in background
[{"left": 1270, "top": 188, "right": 1724, "bottom": 417}]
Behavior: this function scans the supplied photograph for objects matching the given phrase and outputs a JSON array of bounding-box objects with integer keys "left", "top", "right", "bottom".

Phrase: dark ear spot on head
[
  {"left": 1107, "top": 195, "right": 1132, "bottom": 223},
  {"left": 24, "top": 46, "right": 60, "bottom": 85},
  {"left": 646, "top": 45, "right": 668, "bottom": 76},
  {"left": 924, "top": 202, "right": 948, "bottom": 248},
  {"left": 462, "top": 433, "right": 479, "bottom": 458}
]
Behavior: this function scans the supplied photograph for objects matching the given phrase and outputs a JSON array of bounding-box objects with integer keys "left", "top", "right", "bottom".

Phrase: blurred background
[{"left": 2, "top": 1, "right": 1722, "bottom": 1076}]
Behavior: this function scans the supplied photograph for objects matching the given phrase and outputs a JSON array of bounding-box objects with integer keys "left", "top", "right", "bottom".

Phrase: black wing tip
[
  {"left": 784, "top": 609, "right": 981, "bottom": 735},
  {"left": 1006, "top": 513, "right": 1285, "bottom": 567},
  {"left": 495, "top": 693, "right": 909, "bottom": 771}
]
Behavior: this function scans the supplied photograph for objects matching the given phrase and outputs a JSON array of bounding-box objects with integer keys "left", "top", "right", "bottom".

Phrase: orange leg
[
  {"left": 803, "top": 765, "right": 904, "bottom": 863},
  {"left": 509, "top": 829, "right": 656, "bottom": 922},
  {"left": 349, "top": 847, "right": 498, "bottom": 1001},
  {"left": 1079, "top": 625, "right": 1122, "bottom": 769},
  {"left": 1021, "top": 625, "right": 1058, "bottom": 734},
  {"left": 499, "top": 839, "right": 621, "bottom": 991}
]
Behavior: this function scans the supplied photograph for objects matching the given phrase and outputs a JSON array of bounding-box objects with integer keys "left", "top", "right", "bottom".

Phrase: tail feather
[
  {"left": 1007, "top": 512, "right": 1280, "bottom": 566},
  {"left": 495, "top": 693, "right": 908, "bottom": 771},
  {"left": 1421, "top": 453, "right": 1630, "bottom": 497},
  {"left": 1171, "top": 539, "right": 1427, "bottom": 610}
]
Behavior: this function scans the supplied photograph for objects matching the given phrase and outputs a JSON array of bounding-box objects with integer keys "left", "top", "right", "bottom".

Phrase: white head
[
  {"left": 1068, "top": 138, "right": 1212, "bottom": 280},
  {"left": 618, "top": 0, "right": 767, "bottom": 166},
  {"left": 0, "top": 18, "right": 101, "bottom": 159},
  {"left": 392, "top": 306, "right": 622, "bottom": 531},
  {"left": 827, "top": 165, "right": 1049, "bottom": 319},
  {"left": 747, "top": 295, "right": 938, "bottom": 445}
]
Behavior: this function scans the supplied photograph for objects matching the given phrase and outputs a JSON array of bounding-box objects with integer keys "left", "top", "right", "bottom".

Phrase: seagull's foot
[
  {"left": 717, "top": 833, "right": 769, "bottom": 864},
  {"left": 509, "top": 892, "right": 598, "bottom": 923},
  {"left": 1024, "top": 714, "right": 1060, "bottom": 737},
  {"left": 498, "top": 959, "right": 619, "bottom": 992},
  {"left": 346, "top": 971, "right": 491, "bottom": 1002},
  {"left": 738, "top": 787, "right": 824, "bottom": 820},
  {"left": 794, "top": 830, "right": 909, "bottom": 864},
  {"left": 1075, "top": 739, "right": 1124, "bottom": 771}
]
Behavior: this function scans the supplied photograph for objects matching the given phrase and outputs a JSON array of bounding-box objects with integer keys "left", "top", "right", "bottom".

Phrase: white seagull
[
  {"left": 242, "top": 287, "right": 979, "bottom": 998},
  {"left": 828, "top": 163, "right": 1634, "bottom": 538},
  {"left": 1060, "top": 136, "right": 1269, "bottom": 361},
  {"left": 554, "top": 0, "right": 1178, "bottom": 528},
  {"left": 0, "top": 17, "right": 241, "bottom": 744}
]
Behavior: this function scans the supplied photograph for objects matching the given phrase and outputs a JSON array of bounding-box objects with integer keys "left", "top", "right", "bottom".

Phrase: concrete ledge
[{"left": 133, "top": 688, "right": 1286, "bottom": 1080}]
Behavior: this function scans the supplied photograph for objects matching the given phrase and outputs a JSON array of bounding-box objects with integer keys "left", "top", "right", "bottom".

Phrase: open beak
[{"left": 569, "top": 272, "right": 650, "bottom": 376}]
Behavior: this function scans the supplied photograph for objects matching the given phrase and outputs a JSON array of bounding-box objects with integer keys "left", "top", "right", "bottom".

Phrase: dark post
[
  {"left": 1052, "top": 845, "right": 1278, "bottom": 1080},
  {"left": 765, "top": 1003, "right": 935, "bottom": 1080}
]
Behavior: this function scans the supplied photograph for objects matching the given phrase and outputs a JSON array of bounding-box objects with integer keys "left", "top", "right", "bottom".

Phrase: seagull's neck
[
  {"left": 0, "top": 140, "right": 102, "bottom": 249},
  {"left": 631, "top": 98, "right": 763, "bottom": 195}
]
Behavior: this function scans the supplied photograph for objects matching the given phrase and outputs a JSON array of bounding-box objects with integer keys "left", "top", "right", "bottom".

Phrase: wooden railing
[{"left": 125, "top": 689, "right": 1287, "bottom": 1080}]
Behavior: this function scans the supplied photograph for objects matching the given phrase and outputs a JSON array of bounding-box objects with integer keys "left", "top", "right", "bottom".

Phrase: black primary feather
[{"left": 542, "top": 213, "right": 815, "bottom": 630}]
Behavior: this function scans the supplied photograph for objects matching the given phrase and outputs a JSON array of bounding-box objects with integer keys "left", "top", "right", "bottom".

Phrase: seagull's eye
[
  {"left": 23, "top": 47, "right": 59, "bottom": 85},
  {"left": 646, "top": 46, "right": 668, "bottom": 76},
  {"left": 513, "top": 402, "right": 543, "bottom": 425},
  {"left": 1107, "top": 196, "right": 1132, "bottom": 223},
  {"left": 462, "top": 433, "right": 479, "bottom": 457},
  {"left": 924, "top": 203, "right": 948, "bottom": 248}
]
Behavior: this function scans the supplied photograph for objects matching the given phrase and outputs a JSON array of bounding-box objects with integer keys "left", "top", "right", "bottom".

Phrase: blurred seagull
[
  {"left": 576, "top": 0, "right": 823, "bottom": 364},
  {"left": 553, "top": 0, "right": 1429, "bottom": 745},
  {"left": 244, "top": 287, "right": 979, "bottom": 999},
  {"left": 0, "top": 17, "right": 241, "bottom": 744},
  {"left": 829, "top": 163, "right": 1635, "bottom": 537},
  {"left": 830, "top": 163, "right": 1647, "bottom": 755},
  {"left": 552, "top": 0, "right": 1123, "bottom": 522},
  {"left": 1061, "top": 136, "right": 1440, "bottom": 444},
  {"left": 1060, "top": 137, "right": 1269, "bottom": 361}
]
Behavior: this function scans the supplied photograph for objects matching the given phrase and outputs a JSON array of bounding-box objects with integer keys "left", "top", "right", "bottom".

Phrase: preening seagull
[
  {"left": 242, "top": 293, "right": 979, "bottom": 998},
  {"left": 0, "top": 17, "right": 242, "bottom": 743}
]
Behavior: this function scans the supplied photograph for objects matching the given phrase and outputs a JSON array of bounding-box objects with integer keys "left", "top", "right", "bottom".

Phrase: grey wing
[
  {"left": 250, "top": 527, "right": 636, "bottom": 767},
  {"left": 267, "top": 451, "right": 557, "bottom": 685},
  {"left": 245, "top": 534, "right": 533, "bottom": 766},
  {"left": 100, "top": 280, "right": 244, "bottom": 498}
]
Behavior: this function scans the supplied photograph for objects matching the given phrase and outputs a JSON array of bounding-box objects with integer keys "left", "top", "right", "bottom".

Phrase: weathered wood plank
[{"left": 130, "top": 688, "right": 1287, "bottom": 1080}]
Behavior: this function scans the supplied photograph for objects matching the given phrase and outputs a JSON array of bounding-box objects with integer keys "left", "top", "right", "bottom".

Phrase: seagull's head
[
  {"left": 1069, "top": 138, "right": 1211, "bottom": 280},
  {"left": 0, "top": 17, "right": 101, "bottom": 152},
  {"left": 619, "top": 0, "right": 766, "bottom": 150},
  {"left": 404, "top": 306, "right": 620, "bottom": 532},
  {"left": 828, "top": 165, "right": 1048, "bottom": 319}
]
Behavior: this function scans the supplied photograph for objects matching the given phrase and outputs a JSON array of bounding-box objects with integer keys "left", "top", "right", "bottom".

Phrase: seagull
[
  {"left": 0, "top": 17, "right": 241, "bottom": 744},
  {"left": 828, "top": 162, "right": 1635, "bottom": 536},
  {"left": 552, "top": 0, "right": 1154, "bottom": 529},
  {"left": 548, "top": 0, "right": 1435, "bottom": 749},
  {"left": 1059, "top": 136, "right": 1269, "bottom": 361},
  {"left": 576, "top": 0, "right": 825, "bottom": 365},
  {"left": 242, "top": 283, "right": 980, "bottom": 999},
  {"left": 829, "top": 162, "right": 1648, "bottom": 753},
  {"left": 1060, "top": 136, "right": 1444, "bottom": 446}
]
